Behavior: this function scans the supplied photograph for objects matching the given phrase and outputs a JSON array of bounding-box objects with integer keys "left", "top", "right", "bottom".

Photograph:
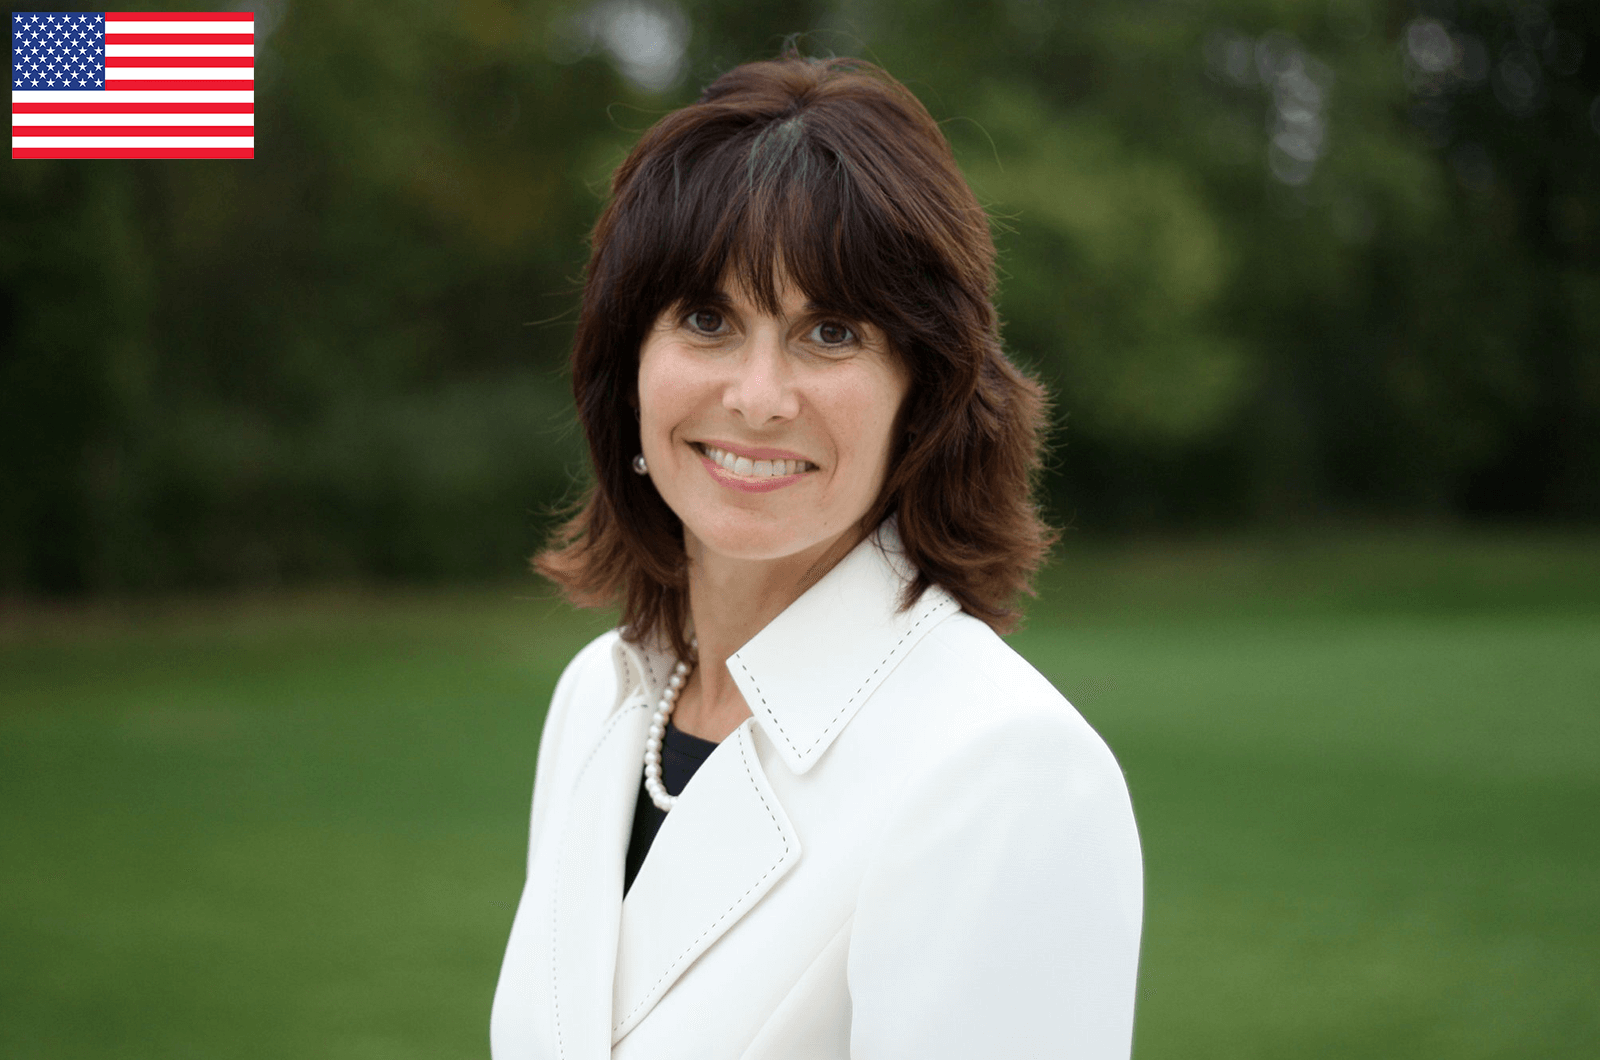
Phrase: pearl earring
[{"left": 632, "top": 453, "right": 649, "bottom": 475}]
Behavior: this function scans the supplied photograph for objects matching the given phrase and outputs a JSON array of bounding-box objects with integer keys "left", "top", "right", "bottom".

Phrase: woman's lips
[{"left": 694, "top": 442, "right": 814, "bottom": 493}]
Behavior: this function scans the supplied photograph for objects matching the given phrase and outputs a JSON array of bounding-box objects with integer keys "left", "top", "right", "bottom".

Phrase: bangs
[{"left": 618, "top": 111, "right": 920, "bottom": 344}]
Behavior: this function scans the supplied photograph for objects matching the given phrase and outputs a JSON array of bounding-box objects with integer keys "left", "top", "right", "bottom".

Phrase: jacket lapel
[
  {"left": 595, "top": 519, "right": 947, "bottom": 1043},
  {"left": 729, "top": 521, "right": 960, "bottom": 775},
  {"left": 610, "top": 720, "right": 801, "bottom": 1042},
  {"left": 550, "top": 698, "right": 652, "bottom": 1058}
]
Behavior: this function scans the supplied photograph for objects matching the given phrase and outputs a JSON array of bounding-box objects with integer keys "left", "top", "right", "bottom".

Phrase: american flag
[{"left": 11, "top": 10, "right": 253, "bottom": 158}]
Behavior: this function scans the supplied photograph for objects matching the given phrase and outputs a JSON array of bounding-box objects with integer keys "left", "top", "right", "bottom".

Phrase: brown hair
[{"left": 536, "top": 54, "right": 1055, "bottom": 661}]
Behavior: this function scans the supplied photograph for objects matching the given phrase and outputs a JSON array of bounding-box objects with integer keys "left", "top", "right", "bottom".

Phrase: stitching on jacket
[
  {"left": 617, "top": 636, "right": 662, "bottom": 701},
  {"left": 612, "top": 730, "right": 790, "bottom": 1032},
  {"left": 642, "top": 648, "right": 662, "bottom": 696},
  {"left": 549, "top": 859, "right": 563, "bottom": 1058},
  {"left": 552, "top": 700, "right": 646, "bottom": 1058},
  {"left": 627, "top": 653, "right": 644, "bottom": 699},
  {"left": 739, "top": 593, "right": 959, "bottom": 760},
  {"left": 732, "top": 653, "right": 785, "bottom": 747}
]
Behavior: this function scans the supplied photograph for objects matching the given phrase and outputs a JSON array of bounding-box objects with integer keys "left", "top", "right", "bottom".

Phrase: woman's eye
[
  {"left": 811, "top": 321, "right": 856, "bottom": 346},
  {"left": 686, "top": 309, "right": 725, "bottom": 334}
]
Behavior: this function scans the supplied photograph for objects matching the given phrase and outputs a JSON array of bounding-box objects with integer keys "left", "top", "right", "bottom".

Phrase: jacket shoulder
[
  {"left": 898, "top": 610, "right": 1124, "bottom": 777},
  {"left": 558, "top": 627, "right": 625, "bottom": 684},
  {"left": 534, "top": 629, "right": 629, "bottom": 783},
  {"left": 848, "top": 612, "right": 1143, "bottom": 1058},
  {"left": 546, "top": 628, "right": 626, "bottom": 728}
]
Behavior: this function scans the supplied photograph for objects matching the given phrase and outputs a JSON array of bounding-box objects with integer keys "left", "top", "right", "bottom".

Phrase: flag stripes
[
  {"left": 104, "top": 43, "right": 254, "bottom": 54},
  {"left": 105, "top": 10, "right": 253, "bottom": 18},
  {"left": 105, "top": 56, "right": 254, "bottom": 66},
  {"left": 18, "top": 125, "right": 252, "bottom": 135},
  {"left": 104, "top": 33, "right": 254, "bottom": 44},
  {"left": 13, "top": 101, "right": 254, "bottom": 112},
  {"left": 104, "top": 80, "right": 255, "bottom": 90},
  {"left": 15, "top": 113, "right": 252, "bottom": 124},
  {"left": 15, "top": 135, "right": 252, "bottom": 145},
  {"left": 13, "top": 146, "right": 254, "bottom": 156},
  {"left": 103, "top": 20, "right": 252, "bottom": 32},
  {"left": 12, "top": 11, "right": 255, "bottom": 159},
  {"left": 29, "top": 89, "right": 254, "bottom": 102}
]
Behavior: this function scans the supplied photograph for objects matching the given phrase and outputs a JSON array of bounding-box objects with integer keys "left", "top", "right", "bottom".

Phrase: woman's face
[{"left": 637, "top": 276, "right": 909, "bottom": 570}]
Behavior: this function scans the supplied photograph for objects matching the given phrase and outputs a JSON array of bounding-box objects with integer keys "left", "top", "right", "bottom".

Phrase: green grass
[{"left": 2, "top": 531, "right": 1597, "bottom": 1058}]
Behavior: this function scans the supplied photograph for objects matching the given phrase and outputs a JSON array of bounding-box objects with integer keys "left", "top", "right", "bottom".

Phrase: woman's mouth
[
  {"left": 695, "top": 443, "right": 816, "bottom": 478},
  {"left": 693, "top": 443, "right": 816, "bottom": 493}
]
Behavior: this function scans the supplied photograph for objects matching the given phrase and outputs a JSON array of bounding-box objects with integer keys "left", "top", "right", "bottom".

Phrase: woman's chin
[{"left": 683, "top": 517, "right": 848, "bottom": 569}]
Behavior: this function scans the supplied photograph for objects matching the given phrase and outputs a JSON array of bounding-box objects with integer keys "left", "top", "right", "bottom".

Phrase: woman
[{"left": 492, "top": 54, "right": 1142, "bottom": 1059}]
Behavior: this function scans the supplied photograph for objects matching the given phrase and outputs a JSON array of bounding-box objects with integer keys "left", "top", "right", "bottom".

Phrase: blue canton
[{"left": 11, "top": 11, "right": 106, "bottom": 91}]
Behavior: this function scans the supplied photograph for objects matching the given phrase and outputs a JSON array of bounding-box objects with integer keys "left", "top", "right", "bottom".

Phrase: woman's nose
[{"left": 723, "top": 330, "right": 800, "bottom": 424}]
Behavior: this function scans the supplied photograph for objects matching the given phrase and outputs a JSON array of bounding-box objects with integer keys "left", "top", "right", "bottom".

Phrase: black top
[{"left": 624, "top": 719, "right": 720, "bottom": 894}]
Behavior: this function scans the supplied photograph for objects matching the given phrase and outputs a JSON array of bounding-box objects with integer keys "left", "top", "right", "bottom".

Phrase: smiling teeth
[{"left": 700, "top": 445, "right": 814, "bottom": 477}]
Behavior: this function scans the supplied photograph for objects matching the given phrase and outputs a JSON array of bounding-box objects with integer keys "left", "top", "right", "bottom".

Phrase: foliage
[{"left": 2, "top": 0, "right": 1597, "bottom": 592}]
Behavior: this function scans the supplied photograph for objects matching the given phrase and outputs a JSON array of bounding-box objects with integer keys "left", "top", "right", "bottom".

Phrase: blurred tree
[{"left": 1, "top": 0, "right": 1595, "bottom": 593}]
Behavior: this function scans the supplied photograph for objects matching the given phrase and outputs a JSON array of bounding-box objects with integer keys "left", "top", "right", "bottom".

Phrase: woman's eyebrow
[
  {"left": 801, "top": 300, "right": 872, "bottom": 324},
  {"left": 680, "top": 289, "right": 735, "bottom": 310},
  {"left": 696, "top": 288, "right": 860, "bottom": 322}
]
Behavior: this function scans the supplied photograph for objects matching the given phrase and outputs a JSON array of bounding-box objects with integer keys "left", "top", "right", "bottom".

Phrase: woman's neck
[{"left": 671, "top": 526, "right": 864, "bottom": 743}]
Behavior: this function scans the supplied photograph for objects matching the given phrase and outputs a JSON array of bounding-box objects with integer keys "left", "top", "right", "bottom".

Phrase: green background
[
  {"left": 4, "top": 0, "right": 1599, "bottom": 1056},
  {"left": 4, "top": 535, "right": 1598, "bottom": 1056}
]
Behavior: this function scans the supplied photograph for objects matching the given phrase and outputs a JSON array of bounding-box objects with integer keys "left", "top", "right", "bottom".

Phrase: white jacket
[{"left": 491, "top": 523, "right": 1143, "bottom": 1059}]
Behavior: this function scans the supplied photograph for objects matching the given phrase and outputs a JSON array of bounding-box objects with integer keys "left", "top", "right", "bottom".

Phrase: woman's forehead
[{"left": 712, "top": 263, "right": 813, "bottom": 309}]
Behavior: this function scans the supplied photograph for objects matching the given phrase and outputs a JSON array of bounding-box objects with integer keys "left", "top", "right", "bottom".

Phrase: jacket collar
[
  {"left": 611, "top": 518, "right": 961, "bottom": 775},
  {"left": 595, "top": 519, "right": 957, "bottom": 1046}
]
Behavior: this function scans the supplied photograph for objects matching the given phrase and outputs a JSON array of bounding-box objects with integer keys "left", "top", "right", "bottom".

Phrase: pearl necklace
[{"left": 643, "top": 637, "right": 696, "bottom": 812}]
